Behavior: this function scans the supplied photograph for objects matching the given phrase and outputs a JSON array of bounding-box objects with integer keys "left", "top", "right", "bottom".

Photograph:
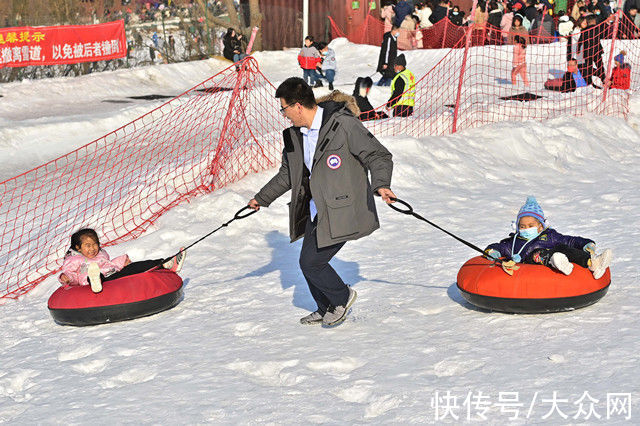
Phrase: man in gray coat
[{"left": 248, "top": 77, "right": 395, "bottom": 327}]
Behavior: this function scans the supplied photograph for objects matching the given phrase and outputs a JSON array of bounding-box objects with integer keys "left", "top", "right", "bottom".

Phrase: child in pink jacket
[
  {"left": 511, "top": 35, "right": 529, "bottom": 86},
  {"left": 59, "top": 228, "right": 186, "bottom": 293}
]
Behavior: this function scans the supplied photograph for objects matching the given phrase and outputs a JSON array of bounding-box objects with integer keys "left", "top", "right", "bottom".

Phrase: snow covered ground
[{"left": 1, "top": 39, "right": 639, "bottom": 424}]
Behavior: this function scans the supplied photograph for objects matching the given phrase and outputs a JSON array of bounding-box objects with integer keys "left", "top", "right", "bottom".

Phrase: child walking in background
[
  {"left": 511, "top": 35, "right": 529, "bottom": 86},
  {"left": 317, "top": 42, "right": 337, "bottom": 90},
  {"left": 484, "top": 197, "right": 612, "bottom": 279},
  {"left": 297, "top": 36, "right": 322, "bottom": 87},
  {"left": 58, "top": 228, "right": 186, "bottom": 293}
]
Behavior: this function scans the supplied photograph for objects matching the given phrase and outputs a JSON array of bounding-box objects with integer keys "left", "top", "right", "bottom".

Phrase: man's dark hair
[
  {"left": 317, "top": 41, "right": 328, "bottom": 50},
  {"left": 275, "top": 77, "right": 316, "bottom": 109},
  {"left": 391, "top": 24, "right": 400, "bottom": 30}
]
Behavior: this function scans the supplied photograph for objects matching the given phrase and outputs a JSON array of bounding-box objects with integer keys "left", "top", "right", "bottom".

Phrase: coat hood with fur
[{"left": 316, "top": 90, "right": 361, "bottom": 117}]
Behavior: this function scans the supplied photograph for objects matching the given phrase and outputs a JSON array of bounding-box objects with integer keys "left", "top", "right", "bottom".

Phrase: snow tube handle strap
[
  {"left": 234, "top": 205, "right": 258, "bottom": 220},
  {"left": 387, "top": 197, "right": 413, "bottom": 215}
]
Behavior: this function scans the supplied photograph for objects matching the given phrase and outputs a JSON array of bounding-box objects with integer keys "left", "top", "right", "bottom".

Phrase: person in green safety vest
[{"left": 385, "top": 54, "right": 415, "bottom": 117}]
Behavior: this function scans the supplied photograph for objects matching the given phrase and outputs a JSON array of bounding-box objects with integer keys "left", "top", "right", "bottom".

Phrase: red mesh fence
[
  {"left": 2, "top": 15, "right": 639, "bottom": 300},
  {"left": 422, "top": 19, "right": 468, "bottom": 49},
  {"left": 329, "top": 14, "right": 385, "bottom": 46},
  {"left": 353, "top": 14, "right": 639, "bottom": 137},
  {"left": 329, "top": 14, "right": 522, "bottom": 49},
  {"left": 0, "top": 57, "right": 287, "bottom": 299},
  {"left": 329, "top": 11, "right": 639, "bottom": 50}
]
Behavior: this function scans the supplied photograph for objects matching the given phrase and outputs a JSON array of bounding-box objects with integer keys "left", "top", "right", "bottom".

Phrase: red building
[{"left": 260, "top": 0, "right": 372, "bottom": 50}]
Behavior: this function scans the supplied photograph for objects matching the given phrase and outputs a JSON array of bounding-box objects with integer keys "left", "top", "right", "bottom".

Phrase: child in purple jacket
[
  {"left": 59, "top": 228, "right": 186, "bottom": 293},
  {"left": 484, "top": 197, "right": 612, "bottom": 278}
]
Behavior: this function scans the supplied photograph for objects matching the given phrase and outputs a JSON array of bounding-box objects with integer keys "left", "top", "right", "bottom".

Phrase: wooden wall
[{"left": 259, "top": 0, "right": 350, "bottom": 50}]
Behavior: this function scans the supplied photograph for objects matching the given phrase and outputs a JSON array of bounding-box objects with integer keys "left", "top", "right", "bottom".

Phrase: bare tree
[
  {"left": 248, "top": 0, "right": 263, "bottom": 51},
  {"left": 194, "top": 0, "right": 263, "bottom": 51},
  {"left": 5, "top": 0, "right": 84, "bottom": 27},
  {"left": 48, "top": 0, "right": 82, "bottom": 25}
]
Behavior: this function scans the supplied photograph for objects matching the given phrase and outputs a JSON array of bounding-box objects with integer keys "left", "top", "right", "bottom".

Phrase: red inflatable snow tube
[
  {"left": 48, "top": 269, "right": 183, "bottom": 326},
  {"left": 457, "top": 256, "right": 610, "bottom": 313}
]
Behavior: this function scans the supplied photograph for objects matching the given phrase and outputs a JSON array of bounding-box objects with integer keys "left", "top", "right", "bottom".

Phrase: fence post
[
  {"left": 362, "top": 14, "right": 370, "bottom": 45},
  {"left": 452, "top": 0, "right": 477, "bottom": 133},
  {"left": 602, "top": 2, "right": 624, "bottom": 105},
  {"left": 209, "top": 58, "right": 251, "bottom": 188},
  {"left": 538, "top": 6, "right": 547, "bottom": 41},
  {"left": 483, "top": 22, "right": 487, "bottom": 45},
  {"left": 441, "top": 19, "right": 448, "bottom": 49},
  {"left": 246, "top": 26, "right": 259, "bottom": 54}
]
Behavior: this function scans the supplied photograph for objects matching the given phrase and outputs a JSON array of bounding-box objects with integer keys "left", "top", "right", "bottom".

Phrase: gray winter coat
[
  {"left": 254, "top": 93, "right": 393, "bottom": 248},
  {"left": 321, "top": 48, "right": 337, "bottom": 71}
]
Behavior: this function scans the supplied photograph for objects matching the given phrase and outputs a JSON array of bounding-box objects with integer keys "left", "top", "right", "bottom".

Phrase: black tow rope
[
  {"left": 163, "top": 206, "right": 257, "bottom": 263},
  {"left": 387, "top": 197, "right": 494, "bottom": 259}
]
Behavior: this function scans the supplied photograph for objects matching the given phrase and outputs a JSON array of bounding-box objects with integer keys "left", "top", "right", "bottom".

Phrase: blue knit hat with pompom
[{"left": 516, "top": 196, "right": 545, "bottom": 226}]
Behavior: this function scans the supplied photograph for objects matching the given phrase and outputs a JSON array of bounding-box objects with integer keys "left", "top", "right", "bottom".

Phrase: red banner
[{"left": 0, "top": 20, "right": 127, "bottom": 68}]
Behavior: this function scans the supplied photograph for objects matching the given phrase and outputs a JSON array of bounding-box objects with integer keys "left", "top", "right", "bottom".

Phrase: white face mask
[
  {"left": 519, "top": 227, "right": 540, "bottom": 241},
  {"left": 359, "top": 87, "right": 369, "bottom": 97}
]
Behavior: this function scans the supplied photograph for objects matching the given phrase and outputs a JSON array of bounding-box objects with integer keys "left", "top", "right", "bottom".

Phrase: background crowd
[{"left": 376, "top": 0, "right": 639, "bottom": 50}]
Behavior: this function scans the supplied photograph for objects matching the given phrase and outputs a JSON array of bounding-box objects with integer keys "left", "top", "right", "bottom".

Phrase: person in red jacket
[
  {"left": 606, "top": 50, "right": 631, "bottom": 90},
  {"left": 298, "top": 36, "right": 323, "bottom": 87}
]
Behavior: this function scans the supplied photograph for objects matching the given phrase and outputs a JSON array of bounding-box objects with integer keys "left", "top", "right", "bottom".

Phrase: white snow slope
[{"left": 0, "top": 38, "right": 639, "bottom": 424}]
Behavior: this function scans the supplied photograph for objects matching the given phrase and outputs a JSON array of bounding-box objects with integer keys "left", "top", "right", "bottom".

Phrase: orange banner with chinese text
[{"left": 0, "top": 20, "right": 126, "bottom": 68}]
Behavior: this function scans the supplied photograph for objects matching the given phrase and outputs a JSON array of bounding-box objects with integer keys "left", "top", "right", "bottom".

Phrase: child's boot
[
  {"left": 162, "top": 257, "right": 175, "bottom": 270},
  {"left": 88, "top": 262, "right": 102, "bottom": 293},
  {"left": 589, "top": 249, "right": 612, "bottom": 280},
  {"left": 172, "top": 248, "right": 186, "bottom": 273},
  {"left": 163, "top": 248, "right": 186, "bottom": 273},
  {"left": 550, "top": 252, "right": 573, "bottom": 275}
]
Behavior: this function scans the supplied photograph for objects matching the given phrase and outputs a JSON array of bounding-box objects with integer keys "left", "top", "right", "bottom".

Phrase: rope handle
[
  {"left": 386, "top": 197, "right": 413, "bottom": 215},
  {"left": 234, "top": 206, "right": 258, "bottom": 220}
]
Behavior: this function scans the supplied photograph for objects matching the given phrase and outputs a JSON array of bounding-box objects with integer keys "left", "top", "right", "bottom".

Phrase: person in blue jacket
[
  {"left": 484, "top": 196, "right": 612, "bottom": 279},
  {"left": 544, "top": 58, "right": 588, "bottom": 93}
]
